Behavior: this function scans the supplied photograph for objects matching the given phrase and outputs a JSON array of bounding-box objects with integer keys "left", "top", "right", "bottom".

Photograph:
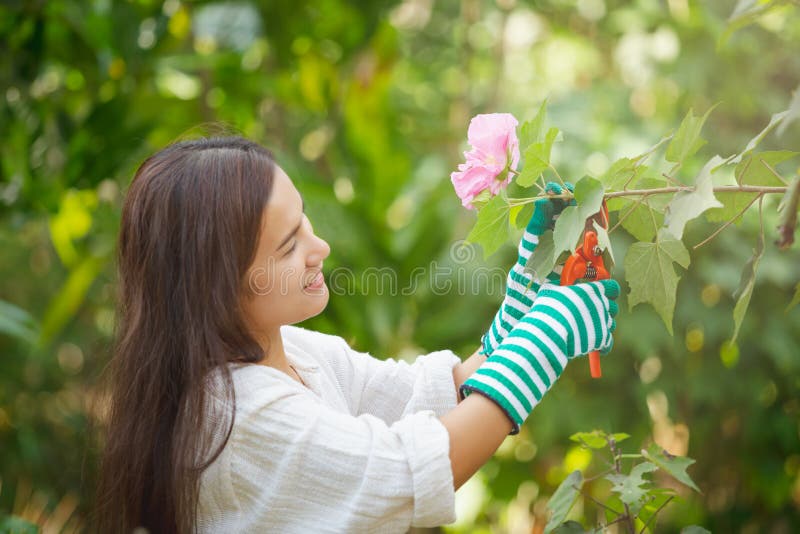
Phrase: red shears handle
[{"left": 560, "top": 203, "right": 610, "bottom": 378}]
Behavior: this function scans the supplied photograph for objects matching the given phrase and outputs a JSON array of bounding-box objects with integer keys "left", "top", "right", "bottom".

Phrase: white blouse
[{"left": 197, "top": 325, "right": 461, "bottom": 533}]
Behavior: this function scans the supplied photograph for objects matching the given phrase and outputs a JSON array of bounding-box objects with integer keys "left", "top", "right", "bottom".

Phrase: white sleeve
[
  {"left": 283, "top": 326, "right": 462, "bottom": 423},
  {"left": 228, "top": 379, "right": 456, "bottom": 531},
  {"left": 343, "top": 347, "right": 461, "bottom": 423}
]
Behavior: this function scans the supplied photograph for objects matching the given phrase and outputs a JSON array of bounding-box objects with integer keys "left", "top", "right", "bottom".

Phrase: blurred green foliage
[{"left": 1, "top": 0, "right": 799, "bottom": 532}]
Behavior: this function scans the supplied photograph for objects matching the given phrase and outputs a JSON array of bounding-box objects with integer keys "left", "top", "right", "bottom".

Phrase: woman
[{"left": 95, "top": 136, "right": 619, "bottom": 533}]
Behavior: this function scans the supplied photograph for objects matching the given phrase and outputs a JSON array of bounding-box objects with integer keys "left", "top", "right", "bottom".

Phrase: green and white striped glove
[
  {"left": 465, "top": 279, "right": 620, "bottom": 434},
  {"left": 481, "top": 182, "right": 574, "bottom": 356}
]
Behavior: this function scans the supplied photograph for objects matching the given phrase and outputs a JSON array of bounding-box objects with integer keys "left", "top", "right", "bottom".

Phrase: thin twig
[
  {"left": 635, "top": 134, "right": 674, "bottom": 166},
  {"left": 692, "top": 193, "right": 764, "bottom": 249},
  {"left": 583, "top": 468, "right": 616, "bottom": 483},
  {"left": 609, "top": 438, "right": 636, "bottom": 534},
  {"left": 548, "top": 163, "right": 566, "bottom": 188},
  {"left": 759, "top": 159, "right": 789, "bottom": 186},
  {"left": 638, "top": 495, "right": 674, "bottom": 534},
  {"left": 661, "top": 172, "right": 683, "bottom": 187},
  {"left": 648, "top": 203, "right": 659, "bottom": 234},
  {"left": 605, "top": 185, "right": 787, "bottom": 199},
  {"left": 609, "top": 194, "right": 651, "bottom": 235},
  {"left": 735, "top": 156, "right": 751, "bottom": 185},
  {"left": 579, "top": 488, "right": 624, "bottom": 516},
  {"left": 622, "top": 168, "right": 640, "bottom": 190}
]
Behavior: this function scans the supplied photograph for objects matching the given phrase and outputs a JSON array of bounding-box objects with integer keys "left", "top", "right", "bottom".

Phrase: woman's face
[{"left": 242, "top": 166, "right": 331, "bottom": 338}]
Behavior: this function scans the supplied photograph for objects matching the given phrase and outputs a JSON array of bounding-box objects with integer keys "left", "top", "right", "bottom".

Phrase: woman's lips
[{"left": 305, "top": 271, "right": 324, "bottom": 289}]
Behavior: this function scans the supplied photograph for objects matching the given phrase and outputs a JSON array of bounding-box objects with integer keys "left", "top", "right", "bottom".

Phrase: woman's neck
[{"left": 255, "top": 327, "right": 304, "bottom": 384}]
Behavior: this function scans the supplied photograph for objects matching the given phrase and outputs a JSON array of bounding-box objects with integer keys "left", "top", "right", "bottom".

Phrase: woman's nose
[{"left": 308, "top": 235, "right": 330, "bottom": 265}]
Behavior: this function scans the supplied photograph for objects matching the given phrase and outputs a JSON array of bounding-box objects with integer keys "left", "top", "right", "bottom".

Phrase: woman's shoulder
[
  {"left": 280, "top": 324, "right": 349, "bottom": 350},
  {"left": 280, "top": 324, "right": 352, "bottom": 367}
]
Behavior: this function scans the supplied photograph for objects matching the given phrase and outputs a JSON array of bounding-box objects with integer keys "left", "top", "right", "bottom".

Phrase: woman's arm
[
  {"left": 451, "top": 347, "right": 486, "bottom": 401},
  {"left": 440, "top": 392, "right": 513, "bottom": 490}
]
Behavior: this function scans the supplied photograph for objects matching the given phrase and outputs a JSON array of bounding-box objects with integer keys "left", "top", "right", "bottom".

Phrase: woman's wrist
[{"left": 452, "top": 346, "right": 489, "bottom": 402}]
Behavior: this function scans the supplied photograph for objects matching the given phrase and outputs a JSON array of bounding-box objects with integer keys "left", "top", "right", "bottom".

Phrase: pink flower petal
[{"left": 450, "top": 112, "right": 520, "bottom": 209}]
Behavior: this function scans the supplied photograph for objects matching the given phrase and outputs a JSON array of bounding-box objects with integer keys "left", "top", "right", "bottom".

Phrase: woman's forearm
[
  {"left": 451, "top": 347, "right": 486, "bottom": 400},
  {"left": 442, "top": 347, "right": 510, "bottom": 490},
  {"left": 439, "top": 392, "right": 512, "bottom": 489}
]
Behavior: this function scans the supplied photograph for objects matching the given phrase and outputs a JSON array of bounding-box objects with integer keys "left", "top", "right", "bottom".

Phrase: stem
[
  {"left": 661, "top": 172, "right": 683, "bottom": 188},
  {"left": 609, "top": 438, "right": 637, "bottom": 534},
  {"left": 638, "top": 495, "right": 674, "bottom": 534},
  {"left": 604, "top": 185, "right": 787, "bottom": 199},
  {"left": 759, "top": 159, "right": 789, "bottom": 186},
  {"left": 692, "top": 192, "right": 763, "bottom": 249},
  {"left": 583, "top": 468, "right": 616, "bottom": 483},
  {"left": 635, "top": 134, "right": 674, "bottom": 167},
  {"left": 509, "top": 185, "right": 786, "bottom": 204},
  {"left": 548, "top": 163, "right": 564, "bottom": 185},
  {"left": 609, "top": 194, "right": 651, "bottom": 235},
  {"left": 622, "top": 168, "right": 639, "bottom": 190},
  {"left": 579, "top": 488, "right": 624, "bottom": 516}
]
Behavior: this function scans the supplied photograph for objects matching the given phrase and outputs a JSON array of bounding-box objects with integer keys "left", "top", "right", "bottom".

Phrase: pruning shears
[{"left": 560, "top": 201, "right": 611, "bottom": 379}]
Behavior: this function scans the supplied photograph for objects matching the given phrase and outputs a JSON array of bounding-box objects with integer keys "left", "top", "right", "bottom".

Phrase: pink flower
[{"left": 450, "top": 113, "right": 520, "bottom": 209}]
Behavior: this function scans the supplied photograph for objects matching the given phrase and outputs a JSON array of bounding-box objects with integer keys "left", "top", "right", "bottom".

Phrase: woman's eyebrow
[{"left": 275, "top": 197, "right": 305, "bottom": 252}]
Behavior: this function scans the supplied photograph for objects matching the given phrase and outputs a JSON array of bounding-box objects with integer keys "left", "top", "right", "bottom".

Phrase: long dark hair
[{"left": 94, "top": 136, "right": 275, "bottom": 533}]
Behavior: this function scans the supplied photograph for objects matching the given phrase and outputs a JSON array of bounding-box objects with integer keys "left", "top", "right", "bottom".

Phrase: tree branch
[
  {"left": 604, "top": 185, "right": 787, "bottom": 199},
  {"left": 522, "top": 185, "right": 787, "bottom": 202}
]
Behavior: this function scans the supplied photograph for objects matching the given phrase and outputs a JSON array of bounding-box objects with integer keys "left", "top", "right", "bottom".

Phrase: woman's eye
[{"left": 285, "top": 243, "right": 297, "bottom": 255}]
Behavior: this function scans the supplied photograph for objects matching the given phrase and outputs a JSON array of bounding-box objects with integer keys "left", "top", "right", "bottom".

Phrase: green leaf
[
  {"left": 735, "top": 150, "right": 797, "bottom": 186},
  {"left": 470, "top": 189, "right": 493, "bottom": 211},
  {"left": 787, "top": 282, "right": 800, "bottom": 313},
  {"left": 570, "top": 430, "right": 608, "bottom": 449},
  {"left": 605, "top": 461, "right": 658, "bottom": 512},
  {"left": 611, "top": 433, "right": 631, "bottom": 444},
  {"left": 526, "top": 230, "right": 558, "bottom": 281},
  {"left": 466, "top": 194, "right": 511, "bottom": 258},
  {"left": 517, "top": 127, "right": 561, "bottom": 187},
  {"left": 519, "top": 100, "right": 548, "bottom": 150},
  {"left": 664, "top": 155, "right": 724, "bottom": 239},
  {"left": 612, "top": 178, "right": 671, "bottom": 242},
  {"left": 665, "top": 107, "right": 715, "bottom": 164},
  {"left": 545, "top": 470, "right": 584, "bottom": 534},
  {"left": 573, "top": 175, "right": 605, "bottom": 214},
  {"left": 552, "top": 521, "right": 587, "bottom": 534},
  {"left": 598, "top": 157, "right": 643, "bottom": 192},
  {"left": 0, "top": 300, "right": 40, "bottom": 344},
  {"left": 705, "top": 192, "right": 757, "bottom": 224},
  {"left": 618, "top": 200, "right": 664, "bottom": 242},
  {"left": 39, "top": 256, "right": 104, "bottom": 347},
  {"left": 0, "top": 515, "right": 39, "bottom": 534},
  {"left": 642, "top": 443, "right": 701, "bottom": 492},
  {"left": 551, "top": 205, "right": 585, "bottom": 258},
  {"left": 593, "top": 221, "right": 615, "bottom": 269},
  {"left": 550, "top": 176, "right": 606, "bottom": 257},
  {"left": 603, "top": 493, "right": 626, "bottom": 524},
  {"left": 513, "top": 202, "right": 535, "bottom": 229},
  {"left": 681, "top": 526, "right": 712, "bottom": 534},
  {"left": 637, "top": 488, "right": 676, "bottom": 532},
  {"left": 721, "top": 0, "right": 777, "bottom": 44},
  {"left": 624, "top": 232, "right": 690, "bottom": 335},
  {"left": 729, "top": 229, "right": 765, "bottom": 344}
]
